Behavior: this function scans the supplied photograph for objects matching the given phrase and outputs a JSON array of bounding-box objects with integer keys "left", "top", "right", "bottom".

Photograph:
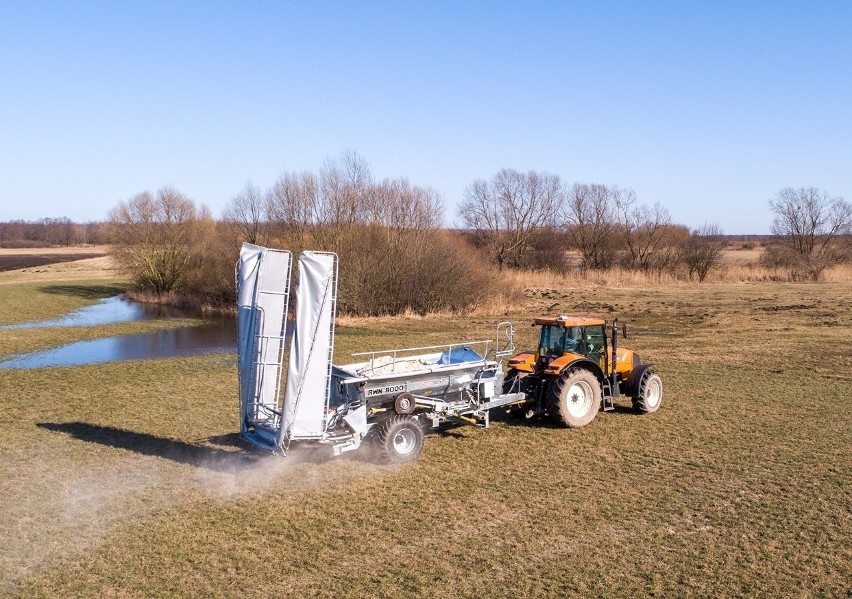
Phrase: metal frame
[
  {"left": 251, "top": 250, "right": 293, "bottom": 427},
  {"left": 280, "top": 251, "right": 339, "bottom": 450},
  {"left": 236, "top": 248, "right": 292, "bottom": 438}
]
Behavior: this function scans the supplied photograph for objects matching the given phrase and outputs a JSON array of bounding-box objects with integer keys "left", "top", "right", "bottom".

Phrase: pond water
[
  {"left": 0, "top": 296, "right": 196, "bottom": 329},
  {"left": 0, "top": 297, "right": 237, "bottom": 369}
]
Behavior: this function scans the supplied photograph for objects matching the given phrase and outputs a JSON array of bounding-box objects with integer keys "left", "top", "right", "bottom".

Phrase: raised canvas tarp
[
  {"left": 280, "top": 251, "right": 338, "bottom": 442},
  {"left": 236, "top": 244, "right": 292, "bottom": 433}
]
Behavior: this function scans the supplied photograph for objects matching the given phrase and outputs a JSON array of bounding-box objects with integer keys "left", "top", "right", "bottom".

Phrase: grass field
[{"left": 0, "top": 254, "right": 850, "bottom": 597}]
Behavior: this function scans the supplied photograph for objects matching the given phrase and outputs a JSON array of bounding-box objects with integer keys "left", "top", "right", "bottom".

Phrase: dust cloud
[{"left": 0, "top": 441, "right": 383, "bottom": 593}]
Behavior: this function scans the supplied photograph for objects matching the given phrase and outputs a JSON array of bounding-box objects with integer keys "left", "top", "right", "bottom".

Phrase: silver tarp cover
[
  {"left": 236, "top": 243, "right": 291, "bottom": 431},
  {"left": 280, "top": 251, "right": 338, "bottom": 441}
]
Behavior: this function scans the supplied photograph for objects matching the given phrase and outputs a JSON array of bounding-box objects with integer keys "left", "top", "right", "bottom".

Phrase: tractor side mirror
[{"left": 622, "top": 323, "right": 628, "bottom": 339}]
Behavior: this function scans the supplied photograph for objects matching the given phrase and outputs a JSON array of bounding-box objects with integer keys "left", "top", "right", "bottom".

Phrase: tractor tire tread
[
  {"left": 548, "top": 367, "right": 601, "bottom": 428},
  {"left": 373, "top": 415, "right": 424, "bottom": 464},
  {"left": 632, "top": 369, "right": 663, "bottom": 414}
]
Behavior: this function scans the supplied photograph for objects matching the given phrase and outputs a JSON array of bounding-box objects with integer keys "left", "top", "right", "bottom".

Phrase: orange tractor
[{"left": 503, "top": 316, "right": 662, "bottom": 427}]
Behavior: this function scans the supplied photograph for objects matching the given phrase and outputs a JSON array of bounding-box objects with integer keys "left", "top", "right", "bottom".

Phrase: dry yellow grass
[
  {"left": 0, "top": 245, "right": 110, "bottom": 256},
  {"left": 0, "top": 256, "right": 119, "bottom": 285},
  {"left": 720, "top": 246, "right": 765, "bottom": 264},
  {"left": 495, "top": 261, "right": 852, "bottom": 292},
  {"left": 1, "top": 251, "right": 850, "bottom": 598}
]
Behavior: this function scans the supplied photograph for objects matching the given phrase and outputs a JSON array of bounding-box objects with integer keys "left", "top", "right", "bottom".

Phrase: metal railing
[
  {"left": 351, "top": 322, "right": 515, "bottom": 374},
  {"left": 351, "top": 340, "right": 492, "bottom": 373}
]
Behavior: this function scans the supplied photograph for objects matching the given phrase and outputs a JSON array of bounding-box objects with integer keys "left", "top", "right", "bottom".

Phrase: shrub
[{"left": 108, "top": 187, "right": 213, "bottom": 294}]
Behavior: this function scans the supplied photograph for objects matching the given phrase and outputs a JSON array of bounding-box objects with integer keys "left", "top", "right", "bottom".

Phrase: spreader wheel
[
  {"left": 549, "top": 367, "right": 601, "bottom": 428},
  {"left": 394, "top": 392, "right": 415, "bottom": 415},
  {"left": 374, "top": 415, "right": 424, "bottom": 464},
  {"left": 632, "top": 370, "right": 663, "bottom": 414}
]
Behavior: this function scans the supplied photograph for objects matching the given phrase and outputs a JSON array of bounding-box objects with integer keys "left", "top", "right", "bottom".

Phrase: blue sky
[{"left": 1, "top": 1, "right": 849, "bottom": 233}]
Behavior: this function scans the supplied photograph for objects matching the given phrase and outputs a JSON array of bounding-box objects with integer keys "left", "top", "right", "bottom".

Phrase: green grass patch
[
  {"left": 0, "top": 281, "right": 126, "bottom": 325},
  {"left": 0, "top": 280, "right": 850, "bottom": 597}
]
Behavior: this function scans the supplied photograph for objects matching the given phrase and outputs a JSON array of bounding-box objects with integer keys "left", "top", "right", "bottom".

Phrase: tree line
[
  {"left": 458, "top": 169, "right": 727, "bottom": 281},
  {"left": 103, "top": 153, "right": 852, "bottom": 315},
  {"left": 459, "top": 170, "right": 851, "bottom": 282},
  {"left": 110, "top": 151, "right": 492, "bottom": 314},
  {"left": 0, "top": 218, "right": 107, "bottom": 248}
]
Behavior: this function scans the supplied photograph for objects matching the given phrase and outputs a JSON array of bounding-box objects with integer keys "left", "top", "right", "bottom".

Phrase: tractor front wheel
[
  {"left": 373, "top": 415, "right": 424, "bottom": 464},
  {"left": 549, "top": 368, "right": 601, "bottom": 428},
  {"left": 632, "top": 370, "right": 663, "bottom": 414}
]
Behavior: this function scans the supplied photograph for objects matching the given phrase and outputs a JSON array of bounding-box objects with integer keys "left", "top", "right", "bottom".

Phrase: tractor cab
[
  {"left": 509, "top": 316, "right": 610, "bottom": 375},
  {"left": 535, "top": 317, "right": 606, "bottom": 370}
]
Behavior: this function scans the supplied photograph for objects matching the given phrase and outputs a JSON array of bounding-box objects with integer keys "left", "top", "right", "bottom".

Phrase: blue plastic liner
[{"left": 437, "top": 346, "right": 483, "bottom": 365}]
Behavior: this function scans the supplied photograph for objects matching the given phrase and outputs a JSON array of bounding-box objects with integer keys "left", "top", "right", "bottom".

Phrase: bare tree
[
  {"left": 264, "top": 150, "right": 373, "bottom": 248},
  {"left": 266, "top": 171, "right": 317, "bottom": 239},
  {"left": 84, "top": 221, "right": 107, "bottom": 245},
  {"left": 263, "top": 154, "right": 461, "bottom": 314},
  {"left": 563, "top": 183, "right": 620, "bottom": 270},
  {"left": 371, "top": 177, "right": 443, "bottom": 232},
  {"left": 615, "top": 191, "right": 673, "bottom": 271},
  {"left": 768, "top": 187, "right": 852, "bottom": 278},
  {"left": 319, "top": 150, "right": 373, "bottom": 225},
  {"left": 459, "top": 168, "right": 562, "bottom": 269},
  {"left": 344, "top": 177, "right": 449, "bottom": 314},
  {"left": 681, "top": 222, "right": 724, "bottom": 282},
  {"left": 222, "top": 181, "right": 266, "bottom": 244},
  {"left": 109, "top": 187, "right": 209, "bottom": 294}
]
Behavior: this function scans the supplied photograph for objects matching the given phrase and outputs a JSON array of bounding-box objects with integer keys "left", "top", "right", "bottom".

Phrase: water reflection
[
  {"left": 0, "top": 295, "right": 238, "bottom": 369},
  {"left": 0, "top": 296, "right": 199, "bottom": 329},
  {"left": 0, "top": 322, "right": 236, "bottom": 369}
]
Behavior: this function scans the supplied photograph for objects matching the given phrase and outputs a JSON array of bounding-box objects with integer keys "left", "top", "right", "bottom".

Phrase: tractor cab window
[
  {"left": 584, "top": 325, "right": 605, "bottom": 362},
  {"left": 538, "top": 325, "right": 566, "bottom": 357},
  {"left": 539, "top": 325, "right": 583, "bottom": 357}
]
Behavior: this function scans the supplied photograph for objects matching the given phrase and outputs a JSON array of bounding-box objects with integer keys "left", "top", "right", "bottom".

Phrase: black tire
[
  {"left": 394, "top": 393, "right": 415, "bottom": 415},
  {"left": 549, "top": 367, "right": 601, "bottom": 428},
  {"left": 502, "top": 368, "right": 525, "bottom": 394},
  {"left": 632, "top": 370, "right": 663, "bottom": 414},
  {"left": 373, "top": 415, "right": 424, "bottom": 464}
]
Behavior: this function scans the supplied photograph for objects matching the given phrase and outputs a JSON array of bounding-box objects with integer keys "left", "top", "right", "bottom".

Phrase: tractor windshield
[{"left": 538, "top": 325, "right": 582, "bottom": 357}]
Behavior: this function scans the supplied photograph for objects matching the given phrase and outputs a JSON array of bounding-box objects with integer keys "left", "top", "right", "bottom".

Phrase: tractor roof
[{"left": 533, "top": 315, "right": 606, "bottom": 327}]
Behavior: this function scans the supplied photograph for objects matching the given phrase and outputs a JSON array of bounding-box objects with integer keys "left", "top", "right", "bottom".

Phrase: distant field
[
  {"left": 720, "top": 245, "right": 764, "bottom": 264},
  {"left": 0, "top": 253, "right": 850, "bottom": 597},
  {"left": 0, "top": 247, "right": 118, "bottom": 285},
  {"left": 0, "top": 252, "right": 108, "bottom": 272}
]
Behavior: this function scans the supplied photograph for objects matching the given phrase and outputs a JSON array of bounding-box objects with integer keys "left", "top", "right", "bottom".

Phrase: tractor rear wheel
[
  {"left": 632, "top": 370, "right": 663, "bottom": 414},
  {"left": 373, "top": 415, "right": 424, "bottom": 464},
  {"left": 549, "top": 368, "right": 601, "bottom": 428}
]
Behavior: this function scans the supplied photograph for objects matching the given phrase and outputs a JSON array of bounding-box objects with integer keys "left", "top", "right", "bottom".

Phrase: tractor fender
[
  {"left": 624, "top": 364, "right": 655, "bottom": 397},
  {"left": 555, "top": 358, "right": 605, "bottom": 381},
  {"left": 507, "top": 352, "right": 536, "bottom": 373}
]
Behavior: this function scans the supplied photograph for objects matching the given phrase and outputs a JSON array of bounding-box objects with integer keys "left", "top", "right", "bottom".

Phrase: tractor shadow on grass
[
  {"left": 488, "top": 403, "right": 638, "bottom": 428},
  {"left": 36, "top": 422, "right": 283, "bottom": 472}
]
